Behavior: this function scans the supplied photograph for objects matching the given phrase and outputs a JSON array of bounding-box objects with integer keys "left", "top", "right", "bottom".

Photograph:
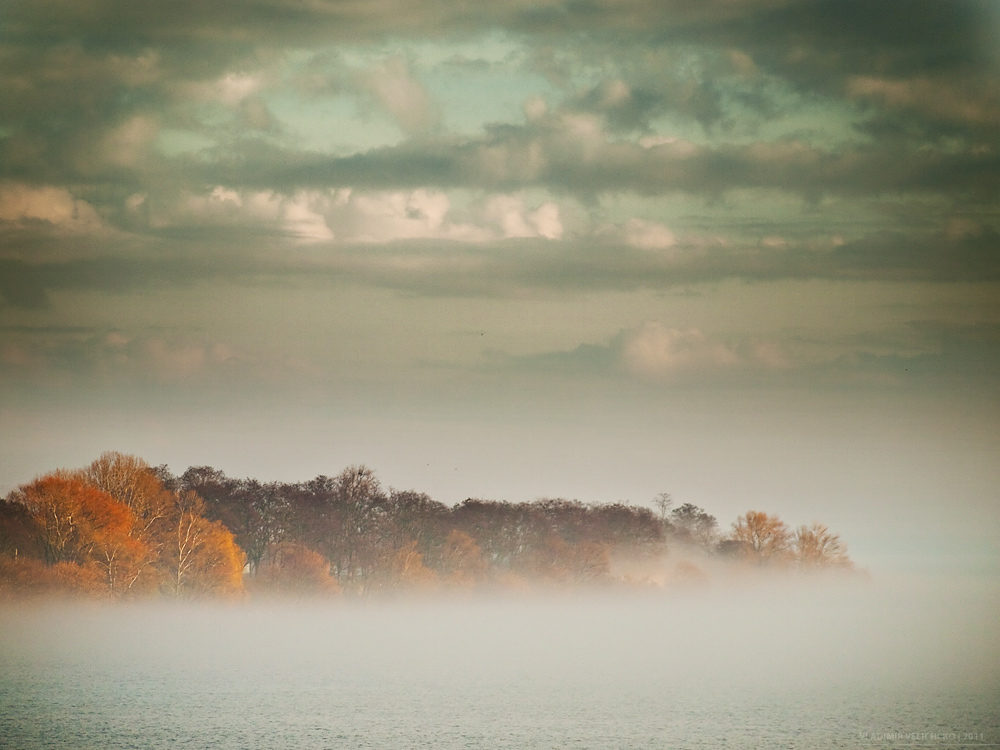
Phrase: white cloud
[
  {"left": 637, "top": 135, "right": 698, "bottom": 156},
  {"left": 217, "top": 73, "right": 264, "bottom": 106},
  {"left": 153, "top": 186, "right": 281, "bottom": 230},
  {"left": 325, "top": 188, "right": 490, "bottom": 243},
  {"left": 523, "top": 95, "right": 548, "bottom": 121},
  {"left": 0, "top": 182, "right": 103, "bottom": 232},
  {"left": 96, "top": 116, "right": 159, "bottom": 169},
  {"left": 530, "top": 201, "right": 563, "bottom": 240},
  {"left": 175, "top": 71, "right": 265, "bottom": 106},
  {"left": 144, "top": 184, "right": 571, "bottom": 244},
  {"left": 622, "top": 218, "right": 676, "bottom": 251},
  {"left": 283, "top": 191, "right": 335, "bottom": 241},
  {"left": 483, "top": 194, "right": 563, "bottom": 239},
  {"left": 358, "top": 56, "right": 438, "bottom": 133},
  {"left": 619, "top": 321, "right": 793, "bottom": 379},
  {"left": 622, "top": 321, "right": 740, "bottom": 378}
]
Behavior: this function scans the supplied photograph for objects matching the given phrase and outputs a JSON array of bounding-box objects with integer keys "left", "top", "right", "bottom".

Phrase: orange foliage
[
  {"left": 25, "top": 473, "right": 161, "bottom": 597},
  {"left": 433, "top": 530, "right": 488, "bottom": 587},
  {"left": 2, "top": 463, "right": 249, "bottom": 601},
  {"left": 252, "top": 543, "right": 340, "bottom": 596},
  {"left": 163, "top": 504, "right": 245, "bottom": 598},
  {"left": 389, "top": 540, "right": 437, "bottom": 589},
  {"left": 0, "top": 556, "right": 103, "bottom": 599},
  {"left": 12, "top": 474, "right": 146, "bottom": 596},
  {"left": 728, "top": 510, "right": 792, "bottom": 565},
  {"left": 794, "top": 523, "right": 853, "bottom": 569}
]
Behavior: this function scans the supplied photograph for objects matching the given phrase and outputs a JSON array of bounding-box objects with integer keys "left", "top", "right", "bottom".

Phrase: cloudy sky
[{"left": 1, "top": 0, "right": 998, "bottom": 573}]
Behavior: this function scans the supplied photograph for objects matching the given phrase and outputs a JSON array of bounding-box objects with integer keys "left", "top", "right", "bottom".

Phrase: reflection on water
[{"left": 1, "top": 577, "right": 997, "bottom": 749}]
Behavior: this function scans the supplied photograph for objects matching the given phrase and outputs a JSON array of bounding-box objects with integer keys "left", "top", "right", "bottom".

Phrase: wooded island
[{"left": 0, "top": 452, "right": 854, "bottom": 599}]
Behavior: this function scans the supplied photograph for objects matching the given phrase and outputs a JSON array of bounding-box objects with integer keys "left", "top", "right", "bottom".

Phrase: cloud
[
  {"left": 482, "top": 195, "right": 563, "bottom": 239},
  {"left": 325, "top": 188, "right": 488, "bottom": 243},
  {"left": 356, "top": 56, "right": 439, "bottom": 134},
  {"left": 282, "top": 192, "right": 336, "bottom": 241},
  {"left": 0, "top": 324, "right": 334, "bottom": 389},
  {"left": 0, "top": 327, "right": 245, "bottom": 385},
  {"left": 493, "top": 317, "right": 1000, "bottom": 390},
  {"left": 0, "top": 0, "right": 996, "bottom": 314},
  {"left": 621, "top": 322, "right": 742, "bottom": 378},
  {"left": 192, "top": 111, "right": 998, "bottom": 203},
  {"left": 2, "top": 213, "right": 997, "bottom": 311},
  {"left": 495, "top": 320, "right": 795, "bottom": 385},
  {"left": 618, "top": 218, "right": 676, "bottom": 251},
  {"left": 847, "top": 74, "right": 1000, "bottom": 135},
  {"left": 0, "top": 183, "right": 103, "bottom": 232},
  {"left": 136, "top": 184, "right": 570, "bottom": 245},
  {"left": 1, "top": 0, "right": 996, "bottom": 217}
]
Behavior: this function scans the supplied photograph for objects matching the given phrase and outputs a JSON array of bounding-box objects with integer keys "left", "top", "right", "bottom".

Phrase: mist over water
[{"left": 1, "top": 576, "right": 997, "bottom": 749}]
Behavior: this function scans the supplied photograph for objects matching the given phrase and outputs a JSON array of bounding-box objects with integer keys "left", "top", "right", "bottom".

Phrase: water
[{"left": 2, "top": 578, "right": 997, "bottom": 749}]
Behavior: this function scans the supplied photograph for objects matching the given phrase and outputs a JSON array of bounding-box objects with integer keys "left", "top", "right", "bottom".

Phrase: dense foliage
[{"left": 0, "top": 453, "right": 854, "bottom": 599}]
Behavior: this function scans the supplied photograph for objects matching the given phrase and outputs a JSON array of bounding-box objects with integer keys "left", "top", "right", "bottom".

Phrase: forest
[{"left": 0, "top": 452, "right": 855, "bottom": 599}]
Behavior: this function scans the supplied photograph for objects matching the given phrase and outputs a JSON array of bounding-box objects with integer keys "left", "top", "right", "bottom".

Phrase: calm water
[{"left": 2, "top": 578, "right": 998, "bottom": 749}]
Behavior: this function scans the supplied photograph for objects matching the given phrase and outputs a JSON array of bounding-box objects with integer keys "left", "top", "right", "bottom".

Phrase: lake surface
[{"left": 2, "top": 577, "right": 997, "bottom": 749}]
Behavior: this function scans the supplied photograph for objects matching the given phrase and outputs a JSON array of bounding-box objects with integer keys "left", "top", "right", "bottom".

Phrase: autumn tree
[
  {"left": 79, "top": 451, "right": 174, "bottom": 593},
  {"left": 0, "top": 500, "right": 46, "bottom": 560},
  {"left": 727, "top": 510, "right": 792, "bottom": 564},
  {"left": 179, "top": 468, "right": 290, "bottom": 575},
  {"left": 252, "top": 542, "right": 340, "bottom": 597},
  {"left": 427, "top": 530, "right": 488, "bottom": 587},
  {"left": 82, "top": 452, "right": 173, "bottom": 534},
  {"left": 794, "top": 523, "right": 852, "bottom": 569},
  {"left": 161, "top": 491, "right": 245, "bottom": 598},
  {"left": 0, "top": 556, "right": 103, "bottom": 599},
  {"left": 7, "top": 473, "right": 148, "bottom": 596},
  {"left": 12, "top": 474, "right": 129, "bottom": 564}
]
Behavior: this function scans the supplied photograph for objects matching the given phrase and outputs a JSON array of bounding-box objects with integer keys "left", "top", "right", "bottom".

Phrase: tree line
[{"left": 0, "top": 452, "right": 854, "bottom": 599}]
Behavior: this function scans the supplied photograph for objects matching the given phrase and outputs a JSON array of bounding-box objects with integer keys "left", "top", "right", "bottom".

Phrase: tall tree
[
  {"left": 328, "top": 465, "right": 389, "bottom": 589},
  {"left": 8, "top": 473, "right": 148, "bottom": 595},
  {"left": 794, "top": 523, "right": 852, "bottom": 569},
  {"left": 670, "top": 503, "right": 719, "bottom": 549},
  {"left": 728, "top": 511, "right": 791, "bottom": 564},
  {"left": 80, "top": 452, "right": 173, "bottom": 592},
  {"left": 652, "top": 492, "right": 674, "bottom": 528},
  {"left": 161, "top": 491, "right": 245, "bottom": 597},
  {"left": 12, "top": 474, "right": 131, "bottom": 565},
  {"left": 427, "top": 530, "right": 488, "bottom": 587}
]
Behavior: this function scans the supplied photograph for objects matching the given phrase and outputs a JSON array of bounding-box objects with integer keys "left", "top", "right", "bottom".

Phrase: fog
[{"left": 2, "top": 577, "right": 997, "bottom": 748}]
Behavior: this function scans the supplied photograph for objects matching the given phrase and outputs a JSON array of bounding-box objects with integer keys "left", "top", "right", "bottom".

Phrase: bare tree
[{"left": 652, "top": 492, "right": 673, "bottom": 525}]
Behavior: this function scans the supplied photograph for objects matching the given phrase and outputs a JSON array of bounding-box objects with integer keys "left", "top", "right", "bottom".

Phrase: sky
[{"left": 1, "top": 0, "right": 998, "bottom": 575}]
